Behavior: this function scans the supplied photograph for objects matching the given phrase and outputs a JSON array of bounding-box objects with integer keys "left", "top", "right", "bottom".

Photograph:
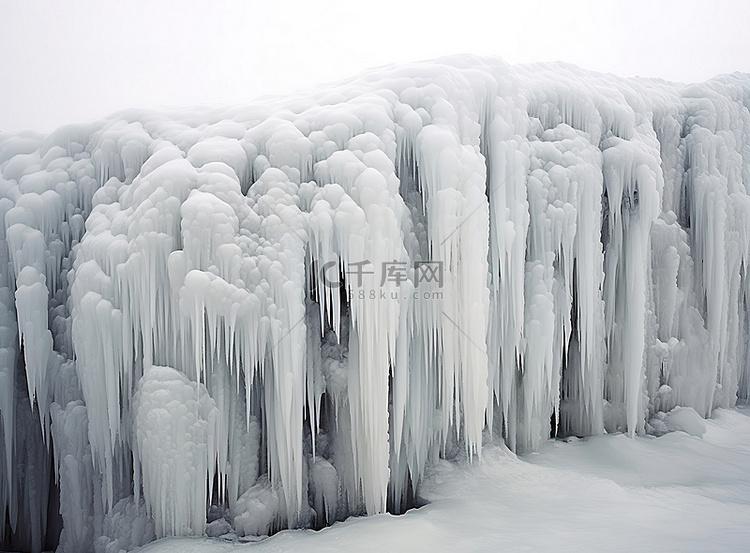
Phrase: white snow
[
  {"left": 136, "top": 406, "right": 750, "bottom": 552},
  {"left": 0, "top": 55, "right": 749, "bottom": 551}
]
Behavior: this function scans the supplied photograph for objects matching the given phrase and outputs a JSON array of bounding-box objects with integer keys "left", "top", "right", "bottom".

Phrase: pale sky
[{"left": 1, "top": 0, "right": 749, "bottom": 133}]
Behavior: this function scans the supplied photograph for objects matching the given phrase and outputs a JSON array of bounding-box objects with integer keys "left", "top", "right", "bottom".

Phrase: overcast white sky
[{"left": 1, "top": 0, "right": 749, "bottom": 133}]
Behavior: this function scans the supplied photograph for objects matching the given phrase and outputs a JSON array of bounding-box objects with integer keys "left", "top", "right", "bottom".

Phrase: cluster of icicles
[{"left": 1, "top": 56, "right": 750, "bottom": 552}]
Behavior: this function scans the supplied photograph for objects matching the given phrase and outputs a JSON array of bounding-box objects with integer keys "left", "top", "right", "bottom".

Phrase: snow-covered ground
[{"left": 139, "top": 406, "right": 750, "bottom": 552}]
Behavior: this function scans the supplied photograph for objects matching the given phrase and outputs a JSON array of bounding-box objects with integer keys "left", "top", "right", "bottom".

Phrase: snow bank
[{"left": 648, "top": 405, "right": 708, "bottom": 437}]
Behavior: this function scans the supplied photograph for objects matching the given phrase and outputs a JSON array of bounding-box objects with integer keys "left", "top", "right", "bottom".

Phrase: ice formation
[{"left": 1, "top": 55, "right": 749, "bottom": 551}]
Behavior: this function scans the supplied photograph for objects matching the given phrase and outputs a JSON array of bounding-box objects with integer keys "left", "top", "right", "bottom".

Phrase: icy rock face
[{"left": 0, "top": 55, "right": 750, "bottom": 551}]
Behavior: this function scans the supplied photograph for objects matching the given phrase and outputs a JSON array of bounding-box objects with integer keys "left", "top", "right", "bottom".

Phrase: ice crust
[{"left": 0, "top": 55, "right": 749, "bottom": 551}]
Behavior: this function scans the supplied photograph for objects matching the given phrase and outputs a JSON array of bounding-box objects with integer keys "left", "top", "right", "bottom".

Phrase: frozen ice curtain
[{"left": 0, "top": 55, "right": 749, "bottom": 551}]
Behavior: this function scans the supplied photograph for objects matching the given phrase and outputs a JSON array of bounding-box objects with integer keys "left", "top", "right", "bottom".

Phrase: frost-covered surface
[
  {"left": 1, "top": 55, "right": 750, "bottom": 551},
  {"left": 137, "top": 406, "right": 750, "bottom": 552}
]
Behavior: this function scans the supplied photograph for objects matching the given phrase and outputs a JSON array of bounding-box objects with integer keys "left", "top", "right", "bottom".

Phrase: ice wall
[{"left": 1, "top": 56, "right": 749, "bottom": 551}]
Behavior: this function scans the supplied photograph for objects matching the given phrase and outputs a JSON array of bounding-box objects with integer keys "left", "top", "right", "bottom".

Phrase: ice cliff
[{"left": 1, "top": 55, "right": 749, "bottom": 551}]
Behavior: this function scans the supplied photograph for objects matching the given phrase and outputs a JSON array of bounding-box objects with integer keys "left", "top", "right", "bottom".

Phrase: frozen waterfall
[{"left": 1, "top": 55, "right": 750, "bottom": 551}]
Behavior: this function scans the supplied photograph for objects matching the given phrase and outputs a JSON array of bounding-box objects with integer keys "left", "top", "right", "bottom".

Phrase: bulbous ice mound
[{"left": 1, "top": 54, "right": 750, "bottom": 551}]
